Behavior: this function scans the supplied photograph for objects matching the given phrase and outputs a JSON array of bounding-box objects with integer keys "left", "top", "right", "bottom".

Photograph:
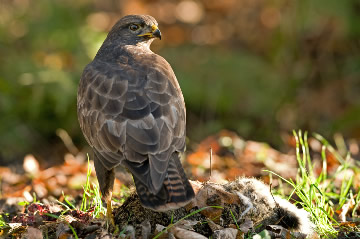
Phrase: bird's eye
[{"left": 129, "top": 24, "right": 139, "bottom": 31}]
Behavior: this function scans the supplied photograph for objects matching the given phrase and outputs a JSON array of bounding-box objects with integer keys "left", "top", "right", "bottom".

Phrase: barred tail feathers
[{"left": 133, "top": 152, "right": 194, "bottom": 211}]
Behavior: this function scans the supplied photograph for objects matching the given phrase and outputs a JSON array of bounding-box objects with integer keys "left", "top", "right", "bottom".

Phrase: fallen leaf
[
  {"left": 213, "top": 228, "right": 238, "bottom": 239},
  {"left": 170, "top": 226, "right": 207, "bottom": 239},
  {"left": 25, "top": 227, "right": 43, "bottom": 239},
  {"left": 23, "top": 154, "right": 40, "bottom": 175},
  {"left": 239, "top": 219, "right": 253, "bottom": 233},
  {"left": 141, "top": 220, "right": 151, "bottom": 239}
]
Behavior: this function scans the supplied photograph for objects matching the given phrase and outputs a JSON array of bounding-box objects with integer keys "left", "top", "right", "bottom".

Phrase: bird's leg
[
  {"left": 104, "top": 192, "right": 119, "bottom": 234},
  {"left": 93, "top": 156, "right": 116, "bottom": 229},
  {"left": 105, "top": 192, "right": 115, "bottom": 227}
]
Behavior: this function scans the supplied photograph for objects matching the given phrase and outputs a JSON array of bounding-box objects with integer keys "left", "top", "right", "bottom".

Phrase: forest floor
[{"left": 1, "top": 130, "right": 360, "bottom": 238}]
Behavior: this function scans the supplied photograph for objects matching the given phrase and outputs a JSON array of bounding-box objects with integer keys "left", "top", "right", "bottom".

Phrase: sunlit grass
[
  {"left": 266, "top": 130, "right": 354, "bottom": 238},
  {"left": 0, "top": 214, "right": 9, "bottom": 232},
  {"left": 80, "top": 156, "right": 106, "bottom": 218}
]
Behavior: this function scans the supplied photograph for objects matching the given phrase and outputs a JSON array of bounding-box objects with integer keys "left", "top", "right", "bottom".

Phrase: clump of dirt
[{"left": 114, "top": 191, "right": 213, "bottom": 238}]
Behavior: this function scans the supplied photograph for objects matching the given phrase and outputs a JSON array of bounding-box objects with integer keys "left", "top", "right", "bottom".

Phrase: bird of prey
[{"left": 77, "top": 15, "right": 195, "bottom": 219}]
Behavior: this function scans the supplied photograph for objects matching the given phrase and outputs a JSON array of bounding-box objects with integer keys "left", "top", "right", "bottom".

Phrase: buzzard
[{"left": 77, "top": 15, "right": 194, "bottom": 220}]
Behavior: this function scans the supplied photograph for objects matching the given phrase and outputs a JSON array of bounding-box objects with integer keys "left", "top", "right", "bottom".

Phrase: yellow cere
[{"left": 151, "top": 25, "right": 158, "bottom": 32}]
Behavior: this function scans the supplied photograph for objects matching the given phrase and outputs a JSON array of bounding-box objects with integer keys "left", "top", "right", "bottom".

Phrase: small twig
[
  {"left": 209, "top": 147, "right": 212, "bottom": 179},
  {"left": 56, "top": 128, "right": 79, "bottom": 155},
  {"left": 269, "top": 183, "right": 278, "bottom": 208}
]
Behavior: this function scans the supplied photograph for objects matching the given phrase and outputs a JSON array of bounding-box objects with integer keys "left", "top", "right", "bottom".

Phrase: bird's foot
[
  {"left": 106, "top": 198, "right": 115, "bottom": 226},
  {"left": 106, "top": 198, "right": 119, "bottom": 233}
]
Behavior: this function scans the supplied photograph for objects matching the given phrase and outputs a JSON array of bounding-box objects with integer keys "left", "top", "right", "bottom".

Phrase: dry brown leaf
[
  {"left": 23, "top": 155, "right": 40, "bottom": 175},
  {"left": 170, "top": 226, "right": 207, "bottom": 239},
  {"left": 213, "top": 228, "right": 239, "bottom": 239},
  {"left": 24, "top": 227, "right": 43, "bottom": 239},
  {"left": 339, "top": 200, "right": 355, "bottom": 222},
  {"left": 153, "top": 224, "right": 171, "bottom": 239},
  {"left": 239, "top": 219, "right": 253, "bottom": 233},
  {"left": 188, "top": 181, "right": 240, "bottom": 221},
  {"left": 141, "top": 220, "right": 151, "bottom": 239}
]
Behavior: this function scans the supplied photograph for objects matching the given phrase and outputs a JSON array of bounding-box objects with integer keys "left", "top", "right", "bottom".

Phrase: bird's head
[{"left": 107, "top": 15, "right": 161, "bottom": 47}]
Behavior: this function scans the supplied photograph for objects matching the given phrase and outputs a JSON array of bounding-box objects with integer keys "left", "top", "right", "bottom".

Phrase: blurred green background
[{"left": 1, "top": 0, "right": 360, "bottom": 165}]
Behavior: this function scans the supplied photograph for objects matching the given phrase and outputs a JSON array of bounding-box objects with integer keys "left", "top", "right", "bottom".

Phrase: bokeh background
[{"left": 1, "top": 0, "right": 360, "bottom": 166}]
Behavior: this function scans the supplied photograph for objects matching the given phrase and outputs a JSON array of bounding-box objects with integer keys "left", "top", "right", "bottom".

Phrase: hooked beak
[
  {"left": 138, "top": 25, "right": 162, "bottom": 40},
  {"left": 152, "top": 28, "right": 162, "bottom": 40}
]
